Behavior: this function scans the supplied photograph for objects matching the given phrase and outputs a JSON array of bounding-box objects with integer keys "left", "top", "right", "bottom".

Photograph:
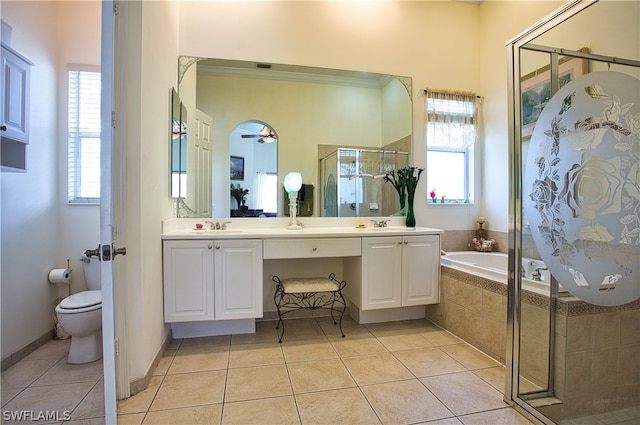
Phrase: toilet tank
[{"left": 82, "top": 256, "right": 101, "bottom": 290}]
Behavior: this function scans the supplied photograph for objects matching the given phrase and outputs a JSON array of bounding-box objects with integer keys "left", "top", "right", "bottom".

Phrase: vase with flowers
[
  {"left": 230, "top": 183, "right": 249, "bottom": 210},
  {"left": 385, "top": 166, "right": 424, "bottom": 227}
]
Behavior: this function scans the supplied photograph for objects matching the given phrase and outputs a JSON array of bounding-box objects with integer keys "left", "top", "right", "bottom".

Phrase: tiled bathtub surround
[{"left": 427, "top": 266, "right": 640, "bottom": 422}]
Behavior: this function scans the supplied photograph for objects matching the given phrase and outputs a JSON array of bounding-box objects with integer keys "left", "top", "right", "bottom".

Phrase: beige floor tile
[
  {"left": 330, "top": 335, "right": 388, "bottom": 358},
  {"left": 417, "top": 418, "right": 464, "bottom": 425},
  {"left": 65, "top": 417, "right": 105, "bottom": 424},
  {"left": 365, "top": 321, "right": 413, "bottom": 336},
  {"left": 401, "top": 318, "right": 442, "bottom": 332},
  {"left": 231, "top": 321, "right": 279, "bottom": 344},
  {"left": 221, "top": 396, "right": 300, "bottom": 425},
  {"left": 1, "top": 388, "right": 23, "bottom": 408},
  {"left": 116, "top": 413, "right": 145, "bottom": 425},
  {"left": 71, "top": 381, "right": 105, "bottom": 420},
  {"left": 472, "top": 366, "right": 506, "bottom": 393},
  {"left": 168, "top": 346, "right": 229, "bottom": 374},
  {"left": 225, "top": 364, "right": 292, "bottom": 402},
  {"left": 458, "top": 407, "right": 536, "bottom": 424},
  {"left": 179, "top": 335, "right": 231, "bottom": 349},
  {"left": 361, "top": 379, "right": 453, "bottom": 424},
  {"left": 0, "top": 358, "right": 58, "bottom": 389},
  {"left": 167, "top": 338, "right": 182, "bottom": 350},
  {"left": 281, "top": 338, "right": 338, "bottom": 363},
  {"left": 149, "top": 370, "right": 226, "bottom": 411},
  {"left": 143, "top": 404, "right": 222, "bottom": 425},
  {"left": 342, "top": 353, "right": 413, "bottom": 386},
  {"left": 23, "top": 339, "right": 71, "bottom": 361},
  {"left": 420, "top": 330, "right": 464, "bottom": 346},
  {"left": 152, "top": 349, "right": 176, "bottom": 376},
  {"left": 394, "top": 347, "right": 467, "bottom": 377},
  {"left": 377, "top": 333, "right": 434, "bottom": 351},
  {"left": 278, "top": 318, "right": 325, "bottom": 341},
  {"left": 31, "top": 357, "right": 103, "bottom": 387},
  {"left": 228, "top": 342, "right": 284, "bottom": 368},
  {"left": 439, "top": 343, "right": 501, "bottom": 370},
  {"left": 117, "top": 376, "right": 163, "bottom": 414},
  {"left": 421, "top": 371, "right": 508, "bottom": 416},
  {"left": 2, "top": 382, "right": 94, "bottom": 420},
  {"left": 316, "top": 316, "right": 372, "bottom": 338},
  {"left": 288, "top": 358, "right": 356, "bottom": 393},
  {"left": 295, "top": 387, "right": 381, "bottom": 425}
]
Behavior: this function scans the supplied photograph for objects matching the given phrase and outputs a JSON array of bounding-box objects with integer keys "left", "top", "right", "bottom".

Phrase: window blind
[{"left": 68, "top": 69, "right": 101, "bottom": 203}]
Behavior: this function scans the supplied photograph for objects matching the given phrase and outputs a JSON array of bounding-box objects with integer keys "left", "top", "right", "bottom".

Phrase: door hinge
[
  {"left": 115, "top": 338, "right": 120, "bottom": 356},
  {"left": 112, "top": 226, "right": 119, "bottom": 242},
  {"left": 113, "top": 1, "right": 119, "bottom": 16},
  {"left": 111, "top": 111, "right": 117, "bottom": 128}
]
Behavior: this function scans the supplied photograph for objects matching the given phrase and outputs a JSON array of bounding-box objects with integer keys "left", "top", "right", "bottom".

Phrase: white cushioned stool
[{"left": 273, "top": 273, "right": 347, "bottom": 343}]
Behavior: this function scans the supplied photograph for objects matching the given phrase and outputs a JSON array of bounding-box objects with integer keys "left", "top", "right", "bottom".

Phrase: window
[
  {"left": 68, "top": 68, "right": 101, "bottom": 204},
  {"left": 425, "top": 89, "right": 478, "bottom": 204}
]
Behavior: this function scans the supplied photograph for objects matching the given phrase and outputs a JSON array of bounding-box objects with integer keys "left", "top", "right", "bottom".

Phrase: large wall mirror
[{"left": 176, "top": 57, "right": 412, "bottom": 218}]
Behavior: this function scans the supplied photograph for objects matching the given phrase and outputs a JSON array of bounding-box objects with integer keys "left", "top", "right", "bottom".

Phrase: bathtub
[{"left": 440, "top": 251, "right": 562, "bottom": 295}]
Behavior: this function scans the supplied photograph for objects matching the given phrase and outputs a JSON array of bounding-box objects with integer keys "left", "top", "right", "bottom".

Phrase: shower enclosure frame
[{"left": 506, "top": 1, "right": 640, "bottom": 423}]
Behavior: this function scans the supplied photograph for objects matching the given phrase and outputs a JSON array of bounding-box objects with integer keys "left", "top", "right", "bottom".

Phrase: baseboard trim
[
  {"left": 128, "top": 329, "right": 172, "bottom": 397},
  {"left": 1, "top": 330, "right": 55, "bottom": 372}
]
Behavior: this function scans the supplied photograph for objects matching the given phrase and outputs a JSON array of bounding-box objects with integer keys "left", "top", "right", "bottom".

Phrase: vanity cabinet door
[
  {"left": 162, "top": 240, "right": 214, "bottom": 322},
  {"left": 401, "top": 235, "right": 440, "bottom": 306},
  {"left": 1, "top": 45, "right": 31, "bottom": 144},
  {"left": 361, "top": 237, "right": 403, "bottom": 309},
  {"left": 214, "top": 239, "right": 263, "bottom": 320}
]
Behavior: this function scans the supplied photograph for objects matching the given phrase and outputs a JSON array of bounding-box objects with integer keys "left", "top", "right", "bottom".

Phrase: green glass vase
[{"left": 405, "top": 196, "right": 416, "bottom": 227}]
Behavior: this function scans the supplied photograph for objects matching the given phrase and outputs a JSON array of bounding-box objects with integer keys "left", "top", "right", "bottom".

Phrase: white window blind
[{"left": 68, "top": 68, "right": 101, "bottom": 204}]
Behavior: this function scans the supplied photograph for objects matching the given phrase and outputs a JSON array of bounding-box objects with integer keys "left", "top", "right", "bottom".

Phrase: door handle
[
  {"left": 84, "top": 245, "right": 101, "bottom": 259},
  {"left": 113, "top": 245, "right": 127, "bottom": 258}
]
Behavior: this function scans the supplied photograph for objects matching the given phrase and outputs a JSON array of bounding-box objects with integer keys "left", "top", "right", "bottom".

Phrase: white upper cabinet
[{"left": 1, "top": 44, "right": 32, "bottom": 144}]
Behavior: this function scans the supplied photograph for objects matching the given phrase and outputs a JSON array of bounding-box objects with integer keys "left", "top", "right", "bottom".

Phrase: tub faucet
[{"left": 532, "top": 267, "right": 548, "bottom": 281}]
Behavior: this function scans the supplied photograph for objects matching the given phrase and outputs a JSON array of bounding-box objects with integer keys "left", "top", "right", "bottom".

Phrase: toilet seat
[{"left": 57, "top": 290, "right": 102, "bottom": 314}]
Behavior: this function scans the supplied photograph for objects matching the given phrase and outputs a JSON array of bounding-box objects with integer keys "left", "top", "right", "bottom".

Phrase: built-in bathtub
[
  {"left": 439, "top": 251, "right": 557, "bottom": 295},
  {"left": 427, "top": 250, "right": 640, "bottom": 421}
]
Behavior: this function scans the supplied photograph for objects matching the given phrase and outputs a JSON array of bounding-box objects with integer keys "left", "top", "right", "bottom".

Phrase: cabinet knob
[
  {"left": 312, "top": 247, "right": 317, "bottom": 251},
  {"left": 208, "top": 244, "right": 213, "bottom": 249},
  {"left": 404, "top": 241, "right": 408, "bottom": 244},
  {"left": 216, "top": 245, "right": 221, "bottom": 250},
  {"left": 397, "top": 241, "right": 402, "bottom": 245}
]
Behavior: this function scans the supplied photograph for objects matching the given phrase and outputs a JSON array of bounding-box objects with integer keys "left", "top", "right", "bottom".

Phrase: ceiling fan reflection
[{"left": 241, "top": 126, "right": 277, "bottom": 143}]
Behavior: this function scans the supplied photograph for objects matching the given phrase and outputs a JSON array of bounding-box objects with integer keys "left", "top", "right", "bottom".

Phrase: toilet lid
[{"left": 59, "top": 290, "right": 102, "bottom": 309}]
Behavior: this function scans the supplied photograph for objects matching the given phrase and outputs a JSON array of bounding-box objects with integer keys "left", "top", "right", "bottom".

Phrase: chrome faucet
[
  {"left": 204, "top": 221, "right": 221, "bottom": 230},
  {"left": 370, "top": 219, "right": 390, "bottom": 228},
  {"left": 531, "top": 267, "right": 548, "bottom": 281},
  {"left": 221, "top": 221, "right": 231, "bottom": 230}
]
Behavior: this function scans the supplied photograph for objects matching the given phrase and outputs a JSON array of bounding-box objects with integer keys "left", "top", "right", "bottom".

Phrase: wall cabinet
[
  {"left": 163, "top": 239, "right": 262, "bottom": 322},
  {"left": 350, "top": 235, "right": 440, "bottom": 311},
  {"left": 1, "top": 44, "right": 33, "bottom": 171}
]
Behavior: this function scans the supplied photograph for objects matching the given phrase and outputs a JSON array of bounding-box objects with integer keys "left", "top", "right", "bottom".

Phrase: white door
[
  {"left": 214, "top": 240, "right": 263, "bottom": 320},
  {"left": 401, "top": 235, "right": 440, "bottom": 306},
  {"left": 194, "top": 109, "right": 212, "bottom": 216},
  {"left": 361, "top": 237, "right": 403, "bottom": 309},
  {"left": 98, "top": 1, "right": 127, "bottom": 422}
]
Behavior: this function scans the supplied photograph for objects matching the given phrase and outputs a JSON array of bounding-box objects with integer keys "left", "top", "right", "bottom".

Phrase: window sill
[{"left": 427, "top": 201, "right": 475, "bottom": 206}]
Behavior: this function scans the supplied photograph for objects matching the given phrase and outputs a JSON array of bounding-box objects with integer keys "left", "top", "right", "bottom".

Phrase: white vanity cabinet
[
  {"left": 348, "top": 235, "right": 440, "bottom": 311},
  {"left": 163, "top": 240, "right": 214, "bottom": 322},
  {"left": 213, "top": 239, "right": 263, "bottom": 320},
  {"left": 162, "top": 239, "right": 262, "bottom": 323}
]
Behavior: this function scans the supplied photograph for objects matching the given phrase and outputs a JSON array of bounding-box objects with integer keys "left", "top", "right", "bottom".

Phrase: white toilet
[{"left": 55, "top": 256, "right": 102, "bottom": 364}]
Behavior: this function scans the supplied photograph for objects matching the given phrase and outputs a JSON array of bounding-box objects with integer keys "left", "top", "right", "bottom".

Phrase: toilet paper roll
[{"left": 49, "top": 268, "right": 71, "bottom": 284}]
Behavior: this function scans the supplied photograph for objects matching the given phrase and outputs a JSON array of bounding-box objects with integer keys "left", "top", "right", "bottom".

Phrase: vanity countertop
[{"left": 161, "top": 217, "right": 443, "bottom": 240}]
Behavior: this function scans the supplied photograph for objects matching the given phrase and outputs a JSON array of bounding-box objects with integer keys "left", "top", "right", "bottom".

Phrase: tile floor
[{"left": 0, "top": 317, "right": 538, "bottom": 424}]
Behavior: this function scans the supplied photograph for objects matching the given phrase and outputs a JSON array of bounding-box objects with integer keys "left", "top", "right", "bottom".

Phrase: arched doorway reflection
[{"left": 230, "top": 120, "right": 278, "bottom": 217}]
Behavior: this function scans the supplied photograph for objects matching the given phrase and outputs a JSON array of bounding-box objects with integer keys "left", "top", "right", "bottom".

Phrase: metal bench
[{"left": 272, "top": 273, "right": 347, "bottom": 343}]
